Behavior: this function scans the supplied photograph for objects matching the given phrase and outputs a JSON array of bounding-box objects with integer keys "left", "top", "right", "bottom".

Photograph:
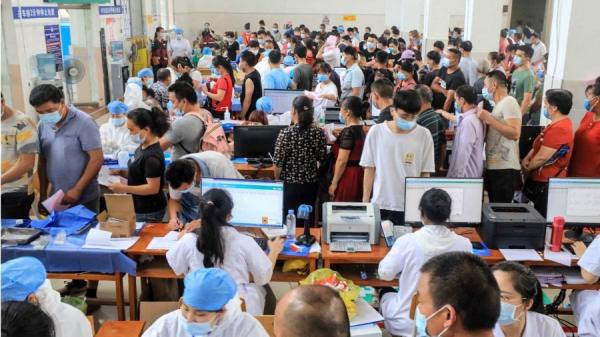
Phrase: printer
[
  {"left": 479, "top": 203, "right": 547, "bottom": 250},
  {"left": 322, "top": 202, "right": 381, "bottom": 244}
]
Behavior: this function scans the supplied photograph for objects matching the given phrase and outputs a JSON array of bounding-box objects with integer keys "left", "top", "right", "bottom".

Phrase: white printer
[{"left": 322, "top": 202, "right": 381, "bottom": 245}]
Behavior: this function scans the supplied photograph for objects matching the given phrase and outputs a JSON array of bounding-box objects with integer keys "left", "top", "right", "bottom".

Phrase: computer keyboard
[{"left": 330, "top": 241, "right": 372, "bottom": 252}]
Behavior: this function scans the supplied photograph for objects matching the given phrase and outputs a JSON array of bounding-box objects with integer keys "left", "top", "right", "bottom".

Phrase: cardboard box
[
  {"left": 98, "top": 194, "right": 136, "bottom": 237},
  {"left": 139, "top": 301, "right": 179, "bottom": 331}
]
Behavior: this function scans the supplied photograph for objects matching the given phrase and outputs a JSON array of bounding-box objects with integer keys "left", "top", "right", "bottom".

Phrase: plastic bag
[
  {"left": 300, "top": 268, "right": 360, "bottom": 319},
  {"left": 30, "top": 205, "right": 96, "bottom": 236}
]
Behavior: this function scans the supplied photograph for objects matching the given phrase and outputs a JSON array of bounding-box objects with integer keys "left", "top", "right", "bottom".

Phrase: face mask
[
  {"left": 415, "top": 306, "right": 450, "bottom": 337},
  {"left": 130, "top": 133, "right": 141, "bottom": 144},
  {"left": 498, "top": 301, "right": 523, "bottom": 326},
  {"left": 39, "top": 110, "right": 62, "bottom": 125},
  {"left": 454, "top": 101, "right": 462, "bottom": 114},
  {"left": 145, "top": 78, "right": 154, "bottom": 86},
  {"left": 258, "top": 39, "right": 265, "bottom": 45},
  {"left": 440, "top": 57, "right": 450, "bottom": 68},
  {"left": 175, "top": 108, "right": 184, "bottom": 117},
  {"left": 397, "top": 72, "right": 407, "bottom": 81},
  {"left": 251, "top": 49, "right": 259, "bottom": 55},
  {"left": 111, "top": 118, "right": 125, "bottom": 127},
  {"left": 387, "top": 48, "right": 392, "bottom": 54},
  {"left": 513, "top": 55, "right": 522, "bottom": 66},
  {"left": 317, "top": 74, "right": 328, "bottom": 83},
  {"left": 395, "top": 116, "right": 416, "bottom": 131},
  {"left": 341, "top": 56, "right": 347, "bottom": 66},
  {"left": 367, "top": 42, "right": 375, "bottom": 50},
  {"left": 543, "top": 106, "right": 551, "bottom": 119},
  {"left": 482, "top": 87, "right": 493, "bottom": 101},
  {"left": 339, "top": 113, "right": 347, "bottom": 124},
  {"left": 160, "top": 32, "right": 167, "bottom": 39},
  {"left": 583, "top": 99, "right": 591, "bottom": 111},
  {"left": 182, "top": 320, "right": 214, "bottom": 336},
  {"left": 176, "top": 34, "right": 183, "bottom": 40},
  {"left": 300, "top": 34, "right": 306, "bottom": 39},
  {"left": 537, "top": 69, "right": 544, "bottom": 79},
  {"left": 273, "top": 28, "right": 278, "bottom": 32}
]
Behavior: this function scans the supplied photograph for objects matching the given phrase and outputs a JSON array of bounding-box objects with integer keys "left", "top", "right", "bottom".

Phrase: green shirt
[{"left": 510, "top": 68, "right": 535, "bottom": 111}]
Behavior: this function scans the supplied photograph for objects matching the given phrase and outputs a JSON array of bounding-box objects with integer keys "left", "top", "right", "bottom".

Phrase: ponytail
[
  {"left": 127, "top": 107, "right": 170, "bottom": 137},
  {"left": 195, "top": 189, "right": 234, "bottom": 267},
  {"left": 293, "top": 95, "right": 314, "bottom": 129}
]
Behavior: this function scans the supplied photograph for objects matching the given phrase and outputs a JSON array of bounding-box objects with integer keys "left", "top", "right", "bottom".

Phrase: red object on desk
[{"left": 551, "top": 216, "right": 565, "bottom": 252}]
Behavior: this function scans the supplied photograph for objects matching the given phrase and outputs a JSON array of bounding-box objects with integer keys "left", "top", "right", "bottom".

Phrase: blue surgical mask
[
  {"left": 537, "top": 69, "right": 544, "bottom": 79},
  {"left": 130, "top": 134, "right": 141, "bottom": 144},
  {"left": 415, "top": 306, "right": 450, "bottom": 337},
  {"left": 317, "top": 74, "right": 328, "bottom": 83},
  {"left": 387, "top": 48, "right": 393, "bottom": 54},
  {"left": 513, "top": 55, "right": 522, "bottom": 66},
  {"left": 341, "top": 56, "right": 347, "bottom": 66},
  {"left": 497, "top": 301, "right": 522, "bottom": 326},
  {"left": 367, "top": 42, "right": 375, "bottom": 50},
  {"left": 440, "top": 57, "right": 450, "bottom": 68},
  {"left": 395, "top": 116, "right": 416, "bottom": 131},
  {"left": 543, "top": 106, "right": 551, "bottom": 120},
  {"left": 39, "top": 111, "right": 62, "bottom": 125},
  {"left": 175, "top": 108, "right": 184, "bottom": 117},
  {"left": 339, "top": 113, "right": 346, "bottom": 124},
  {"left": 397, "top": 73, "right": 407, "bottom": 81},
  {"left": 583, "top": 99, "right": 591, "bottom": 111},
  {"left": 482, "top": 87, "right": 493, "bottom": 101},
  {"left": 110, "top": 118, "right": 126, "bottom": 127},
  {"left": 182, "top": 320, "right": 214, "bottom": 336},
  {"left": 176, "top": 34, "right": 183, "bottom": 40}
]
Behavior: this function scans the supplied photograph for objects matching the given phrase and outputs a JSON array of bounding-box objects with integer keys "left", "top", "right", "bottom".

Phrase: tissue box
[{"left": 98, "top": 194, "right": 136, "bottom": 237}]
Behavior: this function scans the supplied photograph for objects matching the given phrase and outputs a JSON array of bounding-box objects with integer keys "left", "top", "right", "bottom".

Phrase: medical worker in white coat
[
  {"left": 99, "top": 100, "right": 138, "bottom": 155},
  {"left": 491, "top": 261, "right": 566, "bottom": 337},
  {"left": 142, "top": 268, "right": 269, "bottom": 337},
  {"left": 571, "top": 237, "right": 600, "bottom": 337},
  {"left": 166, "top": 188, "right": 284, "bottom": 315},
  {"left": 1, "top": 257, "right": 92, "bottom": 337},
  {"left": 377, "top": 188, "right": 471, "bottom": 336}
]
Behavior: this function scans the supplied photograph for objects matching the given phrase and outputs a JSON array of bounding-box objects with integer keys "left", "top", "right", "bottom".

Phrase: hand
[
  {"left": 108, "top": 183, "right": 128, "bottom": 194},
  {"left": 572, "top": 241, "right": 587, "bottom": 257},
  {"left": 267, "top": 237, "right": 285, "bottom": 254},
  {"left": 200, "top": 83, "right": 208, "bottom": 93},
  {"left": 37, "top": 200, "right": 49, "bottom": 216},
  {"left": 168, "top": 217, "right": 182, "bottom": 231},
  {"left": 521, "top": 158, "right": 530, "bottom": 171},
  {"left": 109, "top": 169, "right": 122, "bottom": 176},
  {"left": 184, "top": 220, "right": 202, "bottom": 232},
  {"left": 328, "top": 183, "right": 337, "bottom": 199},
  {"left": 63, "top": 187, "right": 82, "bottom": 204},
  {"left": 477, "top": 109, "right": 491, "bottom": 123}
]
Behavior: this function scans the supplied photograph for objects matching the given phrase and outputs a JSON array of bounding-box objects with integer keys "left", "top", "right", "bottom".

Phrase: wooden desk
[
  {"left": 96, "top": 320, "right": 145, "bottom": 337},
  {"left": 126, "top": 223, "right": 320, "bottom": 319},
  {"left": 234, "top": 163, "right": 276, "bottom": 179}
]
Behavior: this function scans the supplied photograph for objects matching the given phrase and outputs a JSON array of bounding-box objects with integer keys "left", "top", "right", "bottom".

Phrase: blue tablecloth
[{"left": 1, "top": 222, "right": 137, "bottom": 275}]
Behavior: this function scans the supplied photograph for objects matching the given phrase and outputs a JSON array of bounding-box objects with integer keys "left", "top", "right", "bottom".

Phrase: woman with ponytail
[
  {"left": 167, "top": 189, "right": 284, "bottom": 315},
  {"left": 108, "top": 107, "right": 169, "bottom": 222},
  {"left": 377, "top": 188, "right": 471, "bottom": 336}
]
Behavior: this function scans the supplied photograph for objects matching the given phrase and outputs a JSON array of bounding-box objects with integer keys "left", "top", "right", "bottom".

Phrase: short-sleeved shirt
[
  {"left": 510, "top": 68, "right": 535, "bottom": 108},
  {"left": 128, "top": 142, "right": 166, "bottom": 214},
  {"left": 1, "top": 112, "right": 39, "bottom": 194},
  {"left": 149, "top": 81, "right": 169, "bottom": 109},
  {"left": 292, "top": 64, "right": 313, "bottom": 91},
  {"left": 578, "top": 235, "right": 600, "bottom": 276},
  {"left": 422, "top": 69, "right": 445, "bottom": 109},
  {"left": 569, "top": 112, "right": 600, "bottom": 177},
  {"left": 273, "top": 125, "right": 327, "bottom": 184},
  {"left": 240, "top": 70, "right": 263, "bottom": 119},
  {"left": 416, "top": 108, "right": 446, "bottom": 169},
  {"left": 361, "top": 48, "right": 380, "bottom": 63},
  {"left": 337, "top": 125, "right": 365, "bottom": 150},
  {"left": 38, "top": 106, "right": 102, "bottom": 203},
  {"left": 164, "top": 113, "right": 205, "bottom": 160},
  {"left": 226, "top": 41, "right": 240, "bottom": 61},
  {"left": 264, "top": 68, "right": 291, "bottom": 90},
  {"left": 459, "top": 56, "right": 478, "bottom": 86},
  {"left": 529, "top": 118, "right": 574, "bottom": 182},
  {"left": 211, "top": 74, "right": 233, "bottom": 112},
  {"left": 360, "top": 123, "right": 435, "bottom": 211},
  {"left": 341, "top": 63, "right": 365, "bottom": 100},
  {"left": 376, "top": 105, "right": 393, "bottom": 124},
  {"left": 437, "top": 67, "right": 466, "bottom": 113},
  {"left": 486, "top": 96, "right": 522, "bottom": 170}
]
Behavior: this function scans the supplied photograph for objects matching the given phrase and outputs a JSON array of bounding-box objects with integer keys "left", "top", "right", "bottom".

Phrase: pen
[{"left": 176, "top": 212, "right": 183, "bottom": 232}]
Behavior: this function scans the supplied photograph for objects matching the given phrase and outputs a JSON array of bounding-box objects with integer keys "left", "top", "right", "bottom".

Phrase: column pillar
[
  {"left": 542, "top": 0, "right": 600, "bottom": 126},
  {"left": 385, "top": 0, "right": 424, "bottom": 34},
  {"left": 423, "top": 0, "right": 463, "bottom": 54},
  {"left": 463, "top": 0, "right": 504, "bottom": 60}
]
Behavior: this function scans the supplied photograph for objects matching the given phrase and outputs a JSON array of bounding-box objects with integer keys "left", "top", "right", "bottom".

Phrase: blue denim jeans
[
  {"left": 179, "top": 193, "right": 201, "bottom": 223},
  {"left": 136, "top": 208, "right": 166, "bottom": 223}
]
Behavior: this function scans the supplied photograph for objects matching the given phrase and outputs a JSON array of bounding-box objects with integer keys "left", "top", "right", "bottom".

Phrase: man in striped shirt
[{"left": 415, "top": 84, "right": 447, "bottom": 172}]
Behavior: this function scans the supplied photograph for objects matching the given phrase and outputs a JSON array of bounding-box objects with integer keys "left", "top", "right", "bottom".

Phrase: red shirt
[
  {"left": 529, "top": 118, "right": 574, "bottom": 182},
  {"left": 569, "top": 112, "right": 600, "bottom": 177},
  {"left": 211, "top": 74, "right": 233, "bottom": 112}
]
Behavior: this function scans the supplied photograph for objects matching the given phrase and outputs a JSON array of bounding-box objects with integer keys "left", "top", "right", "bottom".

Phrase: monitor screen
[
  {"left": 547, "top": 178, "right": 600, "bottom": 225},
  {"left": 334, "top": 67, "right": 347, "bottom": 81},
  {"left": 201, "top": 178, "right": 284, "bottom": 228},
  {"left": 264, "top": 89, "right": 304, "bottom": 114},
  {"left": 233, "top": 125, "right": 287, "bottom": 159},
  {"left": 324, "top": 107, "right": 341, "bottom": 124},
  {"left": 404, "top": 178, "right": 484, "bottom": 225}
]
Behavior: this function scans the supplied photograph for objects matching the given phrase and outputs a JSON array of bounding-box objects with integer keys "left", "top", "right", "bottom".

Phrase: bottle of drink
[
  {"left": 224, "top": 107, "right": 231, "bottom": 121},
  {"left": 319, "top": 112, "right": 326, "bottom": 126},
  {"left": 551, "top": 216, "right": 565, "bottom": 252},
  {"left": 286, "top": 209, "right": 296, "bottom": 240}
]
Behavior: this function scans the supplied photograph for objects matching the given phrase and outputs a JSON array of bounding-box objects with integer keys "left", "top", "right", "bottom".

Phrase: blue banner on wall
[
  {"left": 44, "top": 24, "right": 63, "bottom": 72},
  {"left": 12, "top": 6, "right": 58, "bottom": 19},
  {"left": 98, "top": 6, "right": 123, "bottom": 15}
]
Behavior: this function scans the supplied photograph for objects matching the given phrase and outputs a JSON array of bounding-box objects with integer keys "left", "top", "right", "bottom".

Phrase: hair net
[
  {"left": 337, "top": 26, "right": 345, "bottom": 33},
  {"left": 174, "top": 27, "right": 184, "bottom": 35},
  {"left": 283, "top": 55, "right": 295, "bottom": 66},
  {"left": 256, "top": 96, "right": 273, "bottom": 114},
  {"left": 127, "top": 77, "right": 143, "bottom": 89},
  {"left": 1, "top": 257, "right": 47, "bottom": 302},
  {"left": 182, "top": 268, "right": 236, "bottom": 311},
  {"left": 325, "top": 35, "right": 338, "bottom": 52},
  {"left": 137, "top": 68, "right": 153, "bottom": 79},
  {"left": 190, "top": 70, "right": 203, "bottom": 82},
  {"left": 401, "top": 49, "right": 415, "bottom": 60},
  {"left": 202, "top": 47, "right": 212, "bottom": 56},
  {"left": 107, "top": 100, "right": 128, "bottom": 115}
]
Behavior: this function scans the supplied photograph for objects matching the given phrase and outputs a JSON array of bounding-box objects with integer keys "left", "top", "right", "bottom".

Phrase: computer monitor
[
  {"left": 201, "top": 178, "right": 284, "bottom": 228},
  {"left": 264, "top": 89, "right": 304, "bottom": 114},
  {"left": 233, "top": 125, "right": 287, "bottom": 159},
  {"left": 547, "top": 178, "right": 600, "bottom": 225},
  {"left": 324, "top": 107, "right": 341, "bottom": 124},
  {"left": 404, "top": 177, "right": 484, "bottom": 226},
  {"left": 334, "top": 67, "right": 347, "bottom": 80}
]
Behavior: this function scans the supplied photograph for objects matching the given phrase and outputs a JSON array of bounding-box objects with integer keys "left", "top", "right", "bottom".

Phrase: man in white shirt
[
  {"left": 360, "top": 90, "right": 435, "bottom": 226},
  {"left": 530, "top": 33, "right": 547, "bottom": 67},
  {"left": 459, "top": 41, "right": 479, "bottom": 86}
]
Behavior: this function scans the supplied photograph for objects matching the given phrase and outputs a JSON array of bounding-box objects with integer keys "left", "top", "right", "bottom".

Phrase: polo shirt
[{"left": 38, "top": 106, "right": 102, "bottom": 203}]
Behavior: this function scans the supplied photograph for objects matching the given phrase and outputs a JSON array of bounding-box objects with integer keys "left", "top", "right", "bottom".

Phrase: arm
[
  {"left": 520, "top": 92, "right": 533, "bottom": 115},
  {"left": 329, "top": 149, "right": 351, "bottom": 197},
  {"left": 316, "top": 43, "right": 325, "bottom": 60},
  {"left": 524, "top": 145, "right": 556, "bottom": 171},
  {"left": 478, "top": 110, "right": 521, "bottom": 140},
  {"left": 167, "top": 197, "right": 183, "bottom": 230},
  {"left": 204, "top": 88, "right": 226, "bottom": 102},
  {"left": 63, "top": 149, "right": 103, "bottom": 204},
  {"left": 159, "top": 137, "right": 172, "bottom": 151},
  {"left": 582, "top": 269, "right": 600, "bottom": 284},
  {"left": 110, "top": 176, "right": 162, "bottom": 196},
  {"left": 319, "top": 93, "right": 337, "bottom": 100},
  {"left": 38, "top": 155, "right": 49, "bottom": 200},
  {"left": 362, "top": 167, "right": 375, "bottom": 203},
  {"left": 0, "top": 154, "right": 35, "bottom": 185},
  {"left": 430, "top": 76, "right": 448, "bottom": 95},
  {"left": 351, "top": 87, "right": 361, "bottom": 97},
  {"left": 241, "top": 78, "right": 254, "bottom": 115},
  {"left": 443, "top": 90, "right": 456, "bottom": 112}
]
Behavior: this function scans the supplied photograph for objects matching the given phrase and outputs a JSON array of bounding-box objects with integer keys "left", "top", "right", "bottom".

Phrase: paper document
[
  {"left": 98, "top": 166, "right": 126, "bottom": 186},
  {"left": 146, "top": 231, "right": 180, "bottom": 250},
  {"left": 42, "top": 190, "right": 70, "bottom": 212},
  {"left": 82, "top": 228, "right": 139, "bottom": 250},
  {"left": 561, "top": 268, "right": 586, "bottom": 285},
  {"left": 500, "top": 249, "right": 543, "bottom": 261},
  {"left": 262, "top": 226, "right": 287, "bottom": 239},
  {"left": 350, "top": 298, "right": 384, "bottom": 327},
  {"left": 544, "top": 248, "right": 574, "bottom": 267},
  {"left": 567, "top": 188, "right": 600, "bottom": 217}
]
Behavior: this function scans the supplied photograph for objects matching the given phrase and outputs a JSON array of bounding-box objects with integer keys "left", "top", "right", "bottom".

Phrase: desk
[
  {"left": 125, "top": 223, "right": 320, "bottom": 319},
  {"left": 234, "top": 163, "right": 276, "bottom": 179},
  {"left": 96, "top": 320, "right": 145, "bottom": 337}
]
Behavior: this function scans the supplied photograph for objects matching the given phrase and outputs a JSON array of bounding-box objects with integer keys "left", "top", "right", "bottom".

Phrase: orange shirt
[
  {"left": 569, "top": 112, "right": 600, "bottom": 177},
  {"left": 529, "top": 118, "right": 574, "bottom": 182}
]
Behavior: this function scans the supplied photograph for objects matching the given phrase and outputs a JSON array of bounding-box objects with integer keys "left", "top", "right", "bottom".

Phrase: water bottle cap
[{"left": 288, "top": 209, "right": 294, "bottom": 215}]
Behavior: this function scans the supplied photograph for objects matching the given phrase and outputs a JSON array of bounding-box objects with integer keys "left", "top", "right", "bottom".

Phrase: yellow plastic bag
[
  {"left": 282, "top": 259, "right": 309, "bottom": 275},
  {"left": 300, "top": 268, "right": 360, "bottom": 319}
]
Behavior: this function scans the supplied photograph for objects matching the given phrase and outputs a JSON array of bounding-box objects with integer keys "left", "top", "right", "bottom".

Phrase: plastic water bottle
[
  {"left": 224, "top": 107, "right": 231, "bottom": 121},
  {"left": 286, "top": 210, "right": 296, "bottom": 240},
  {"left": 319, "top": 112, "right": 325, "bottom": 126},
  {"left": 117, "top": 150, "right": 129, "bottom": 168}
]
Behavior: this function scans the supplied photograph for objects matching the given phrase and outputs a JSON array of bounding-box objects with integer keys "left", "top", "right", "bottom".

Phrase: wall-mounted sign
[
  {"left": 44, "top": 24, "right": 63, "bottom": 71},
  {"left": 343, "top": 15, "right": 357, "bottom": 22},
  {"left": 12, "top": 6, "right": 58, "bottom": 20},
  {"left": 99, "top": 6, "right": 123, "bottom": 15}
]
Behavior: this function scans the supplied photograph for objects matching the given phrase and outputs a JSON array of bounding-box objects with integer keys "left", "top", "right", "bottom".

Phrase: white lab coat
[
  {"left": 377, "top": 227, "right": 471, "bottom": 336},
  {"left": 168, "top": 38, "right": 192, "bottom": 59},
  {"left": 124, "top": 81, "right": 150, "bottom": 110},
  {"left": 571, "top": 236, "right": 600, "bottom": 337},
  {"left": 99, "top": 121, "right": 138, "bottom": 155},
  {"left": 492, "top": 311, "right": 566, "bottom": 337},
  {"left": 35, "top": 280, "right": 93, "bottom": 337},
  {"left": 166, "top": 227, "right": 273, "bottom": 315},
  {"left": 142, "top": 297, "right": 269, "bottom": 337}
]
